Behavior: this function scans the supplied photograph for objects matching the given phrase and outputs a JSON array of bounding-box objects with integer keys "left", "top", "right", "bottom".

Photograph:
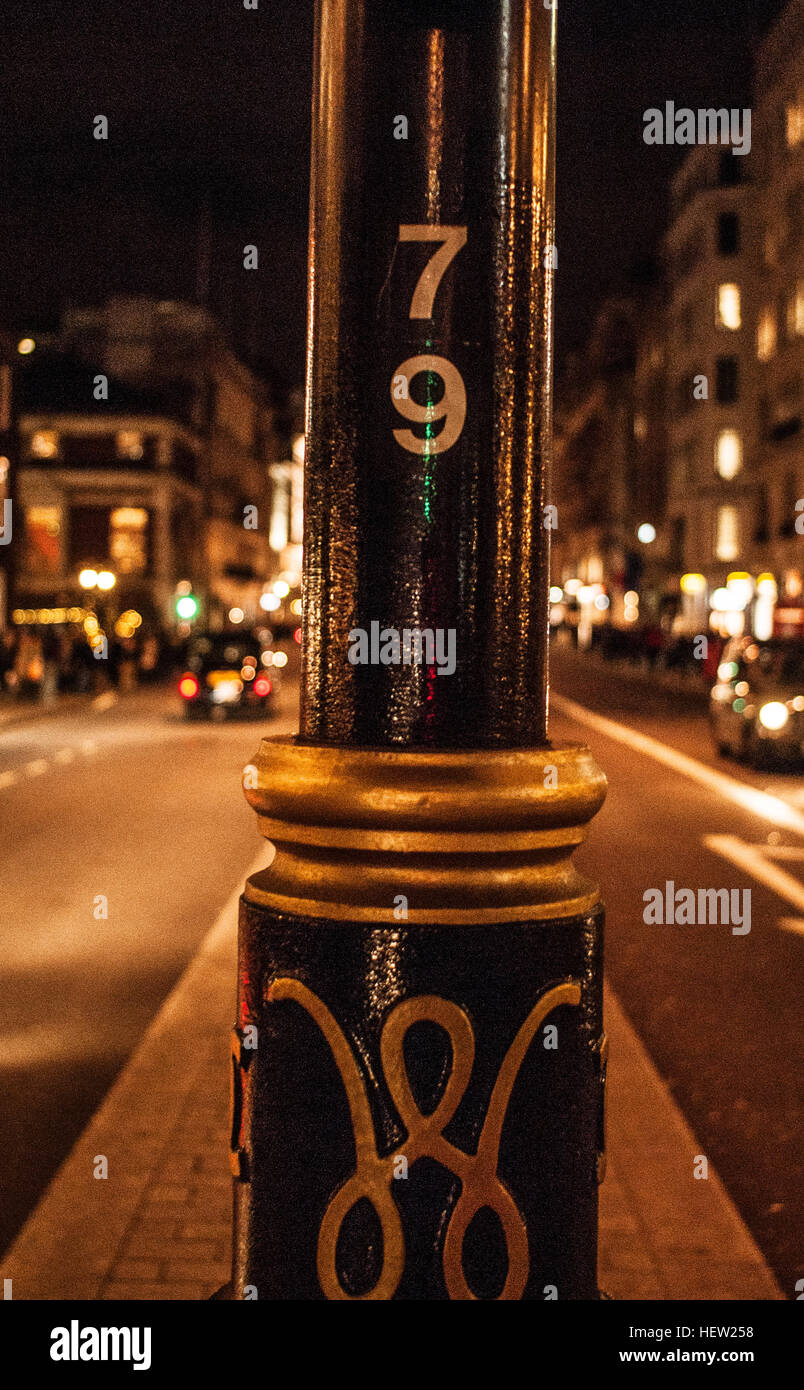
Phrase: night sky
[{"left": 0, "top": 0, "right": 787, "bottom": 386}]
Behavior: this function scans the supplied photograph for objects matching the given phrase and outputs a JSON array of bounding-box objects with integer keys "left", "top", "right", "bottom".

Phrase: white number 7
[{"left": 399, "top": 225, "right": 467, "bottom": 319}]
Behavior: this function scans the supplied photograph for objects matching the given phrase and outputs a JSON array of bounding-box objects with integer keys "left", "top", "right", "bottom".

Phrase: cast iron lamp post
[{"left": 225, "top": 0, "right": 607, "bottom": 1300}]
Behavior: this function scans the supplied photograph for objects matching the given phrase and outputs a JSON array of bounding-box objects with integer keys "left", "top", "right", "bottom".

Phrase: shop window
[
  {"left": 24, "top": 505, "right": 61, "bottom": 575},
  {"left": 109, "top": 506, "right": 149, "bottom": 574}
]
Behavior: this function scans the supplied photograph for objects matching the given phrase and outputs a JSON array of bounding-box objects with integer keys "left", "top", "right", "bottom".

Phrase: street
[
  {"left": 550, "top": 645, "right": 804, "bottom": 1299},
  {"left": 0, "top": 680, "right": 298, "bottom": 1258},
  {"left": 1, "top": 652, "right": 802, "bottom": 1295}
]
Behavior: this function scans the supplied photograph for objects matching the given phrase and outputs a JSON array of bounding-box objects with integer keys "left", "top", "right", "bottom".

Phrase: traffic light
[{"left": 174, "top": 593, "right": 199, "bottom": 621}]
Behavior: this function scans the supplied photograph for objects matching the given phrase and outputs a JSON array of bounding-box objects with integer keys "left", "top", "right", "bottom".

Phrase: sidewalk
[
  {"left": 0, "top": 687, "right": 123, "bottom": 729},
  {"left": 0, "top": 861, "right": 783, "bottom": 1302}
]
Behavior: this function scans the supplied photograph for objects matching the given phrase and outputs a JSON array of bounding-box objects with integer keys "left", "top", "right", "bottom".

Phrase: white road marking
[
  {"left": 762, "top": 845, "right": 804, "bottom": 862},
  {"left": 552, "top": 694, "right": 804, "bottom": 837},
  {"left": 0, "top": 770, "right": 18, "bottom": 789},
  {"left": 54, "top": 747, "right": 75, "bottom": 764},
  {"left": 703, "top": 833, "right": 804, "bottom": 917},
  {"left": 765, "top": 786, "right": 804, "bottom": 808},
  {"left": 24, "top": 759, "right": 48, "bottom": 777}
]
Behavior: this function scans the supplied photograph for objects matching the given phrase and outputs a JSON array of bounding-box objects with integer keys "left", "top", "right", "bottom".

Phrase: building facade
[
  {"left": 749, "top": 0, "right": 804, "bottom": 629},
  {"left": 555, "top": 0, "right": 804, "bottom": 644},
  {"left": 15, "top": 351, "right": 206, "bottom": 635},
  {"left": 552, "top": 289, "right": 668, "bottom": 639},
  {"left": 12, "top": 298, "right": 287, "bottom": 637},
  {"left": 663, "top": 143, "right": 760, "bottom": 632},
  {"left": 0, "top": 332, "right": 17, "bottom": 633}
]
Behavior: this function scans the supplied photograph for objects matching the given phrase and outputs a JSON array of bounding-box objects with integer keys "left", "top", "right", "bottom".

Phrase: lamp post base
[{"left": 222, "top": 737, "right": 607, "bottom": 1301}]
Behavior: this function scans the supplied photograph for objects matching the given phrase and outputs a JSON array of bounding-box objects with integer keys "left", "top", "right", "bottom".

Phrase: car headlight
[{"left": 758, "top": 701, "right": 789, "bottom": 731}]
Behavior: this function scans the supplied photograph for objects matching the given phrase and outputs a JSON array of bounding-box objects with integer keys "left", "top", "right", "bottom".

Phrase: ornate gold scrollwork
[{"left": 267, "top": 976, "right": 582, "bottom": 1300}]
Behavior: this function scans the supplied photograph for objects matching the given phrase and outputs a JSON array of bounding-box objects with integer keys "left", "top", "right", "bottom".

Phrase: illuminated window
[
  {"left": 29, "top": 430, "right": 59, "bottom": 459},
  {"left": 116, "top": 431, "right": 144, "bottom": 461},
  {"left": 715, "top": 429, "right": 743, "bottom": 480},
  {"left": 24, "top": 505, "right": 61, "bottom": 575},
  {"left": 715, "top": 506, "right": 740, "bottom": 562},
  {"left": 757, "top": 307, "right": 777, "bottom": 361},
  {"left": 109, "top": 506, "right": 148, "bottom": 574},
  {"left": 786, "top": 101, "right": 804, "bottom": 148},
  {"left": 786, "top": 283, "right": 804, "bottom": 338},
  {"left": 717, "top": 284, "right": 741, "bottom": 330}
]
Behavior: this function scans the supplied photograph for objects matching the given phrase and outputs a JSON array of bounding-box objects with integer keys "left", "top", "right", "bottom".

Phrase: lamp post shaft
[
  {"left": 301, "top": 0, "right": 554, "bottom": 746},
  {"left": 224, "top": 0, "right": 608, "bottom": 1302}
]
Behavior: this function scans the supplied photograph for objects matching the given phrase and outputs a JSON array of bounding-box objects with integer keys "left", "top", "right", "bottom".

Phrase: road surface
[{"left": 1, "top": 652, "right": 802, "bottom": 1299}]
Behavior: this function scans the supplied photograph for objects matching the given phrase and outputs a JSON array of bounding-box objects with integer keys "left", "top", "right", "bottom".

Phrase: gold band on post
[{"left": 243, "top": 738, "right": 607, "bottom": 924}]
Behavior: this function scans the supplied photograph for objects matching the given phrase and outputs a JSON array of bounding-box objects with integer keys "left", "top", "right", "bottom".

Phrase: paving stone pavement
[{"left": 0, "top": 859, "right": 783, "bottom": 1302}]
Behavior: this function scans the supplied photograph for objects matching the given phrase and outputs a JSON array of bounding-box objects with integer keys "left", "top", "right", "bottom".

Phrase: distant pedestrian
[{"left": 40, "top": 628, "right": 60, "bottom": 704}]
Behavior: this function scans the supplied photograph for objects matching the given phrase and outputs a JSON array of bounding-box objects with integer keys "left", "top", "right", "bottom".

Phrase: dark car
[
  {"left": 709, "top": 635, "right": 804, "bottom": 767},
  {"left": 178, "top": 629, "right": 276, "bottom": 719}
]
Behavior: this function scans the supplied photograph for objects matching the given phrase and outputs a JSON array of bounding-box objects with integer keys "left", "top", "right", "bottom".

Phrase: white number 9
[{"left": 391, "top": 354, "right": 467, "bottom": 456}]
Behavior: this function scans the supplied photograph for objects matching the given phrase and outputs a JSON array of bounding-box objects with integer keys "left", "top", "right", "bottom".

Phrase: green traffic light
[{"left": 175, "top": 594, "right": 199, "bottom": 620}]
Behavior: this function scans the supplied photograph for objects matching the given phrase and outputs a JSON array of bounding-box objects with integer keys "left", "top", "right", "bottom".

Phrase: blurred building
[
  {"left": 552, "top": 286, "right": 668, "bottom": 639},
  {"left": 663, "top": 144, "right": 759, "bottom": 631},
  {"left": 0, "top": 331, "right": 17, "bottom": 632},
  {"left": 555, "top": 0, "right": 804, "bottom": 644},
  {"left": 12, "top": 298, "right": 288, "bottom": 634},
  {"left": 61, "top": 297, "right": 284, "bottom": 626},
  {"left": 15, "top": 350, "right": 206, "bottom": 632},
  {"left": 750, "top": 0, "right": 804, "bottom": 628}
]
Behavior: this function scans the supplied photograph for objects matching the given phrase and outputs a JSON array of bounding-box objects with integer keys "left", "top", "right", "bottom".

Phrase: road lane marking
[
  {"left": 0, "top": 770, "right": 18, "bottom": 789},
  {"left": 768, "top": 786, "right": 804, "bottom": 807},
  {"left": 551, "top": 693, "right": 804, "bottom": 837},
  {"left": 703, "top": 834, "right": 804, "bottom": 918},
  {"left": 762, "top": 845, "right": 804, "bottom": 862},
  {"left": 54, "top": 748, "right": 75, "bottom": 764},
  {"left": 24, "top": 759, "right": 48, "bottom": 777}
]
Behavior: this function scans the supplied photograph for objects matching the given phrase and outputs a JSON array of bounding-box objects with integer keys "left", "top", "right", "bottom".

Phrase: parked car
[
  {"left": 178, "top": 629, "right": 276, "bottom": 719},
  {"left": 709, "top": 635, "right": 804, "bottom": 767}
]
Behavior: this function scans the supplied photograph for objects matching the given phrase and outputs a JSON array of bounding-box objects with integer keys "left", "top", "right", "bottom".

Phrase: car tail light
[
  {"left": 179, "top": 673, "right": 200, "bottom": 699},
  {"left": 254, "top": 677, "right": 272, "bottom": 697}
]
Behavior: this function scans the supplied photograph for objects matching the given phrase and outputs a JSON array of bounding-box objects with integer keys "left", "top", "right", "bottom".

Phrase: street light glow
[
  {"left": 79, "top": 569, "right": 98, "bottom": 589},
  {"left": 758, "top": 701, "right": 789, "bottom": 731},
  {"left": 96, "top": 570, "right": 116, "bottom": 591},
  {"left": 637, "top": 523, "right": 656, "bottom": 544},
  {"left": 17, "top": 337, "right": 35, "bottom": 355}
]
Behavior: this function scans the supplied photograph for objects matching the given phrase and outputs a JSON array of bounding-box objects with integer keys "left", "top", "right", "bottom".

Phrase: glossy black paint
[
  {"left": 229, "top": 899, "right": 604, "bottom": 1300},
  {"left": 301, "top": 0, "right": 555, "bottom": 746}
]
